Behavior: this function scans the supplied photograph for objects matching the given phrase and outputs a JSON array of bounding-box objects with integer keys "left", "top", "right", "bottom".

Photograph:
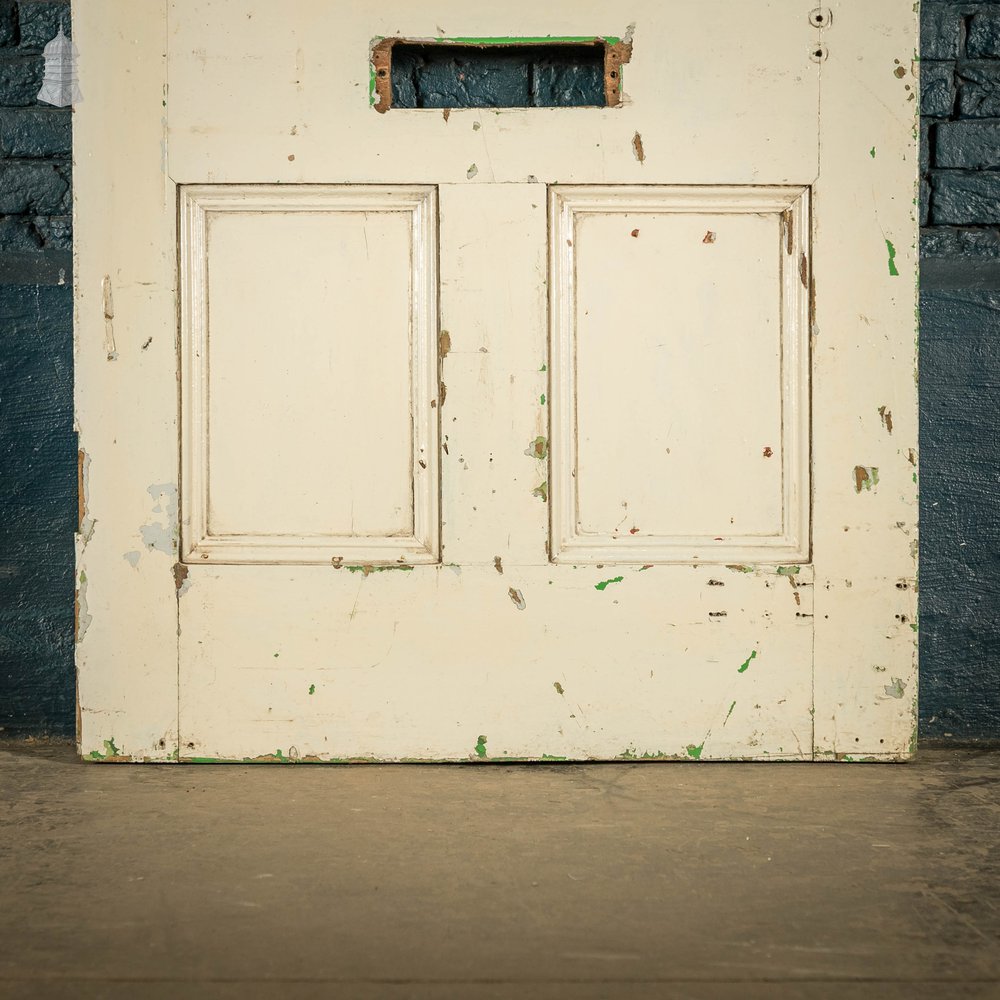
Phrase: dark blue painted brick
[
  {"left": 931, "top": 170, "right": 1000, "bottom": 224},
  {"left": 16, "top": 0, "right": 70, "bottom": 50},
  {"left": 922, "top": 225, "right": 1000, "bottom": 258},
  {"left": 0, "top": 108, "right": 71, "bottom": 156},
  {"left": 936, "top": 119, "right": 1000, "bottom": 168},
  {"left": 0, "top": 160, "right": 70, "bottom": 213},
  {"left": 922, "top": 62, "right": 955, "bottom": 117},
  {"left": 967, "top": 9, "right": 1000, "bottom": 59},
  {"left": 957, "top": 61, "right": 1000, "bottom": 116},
  {"left": 0, "top": 53, "right": 44, "bottom": 105},
  {"left": 921, "top": 5, "right": 961, "bottom": 60},
  {"left": 0, "top": 0, "right": 17, "bottom": 47}
]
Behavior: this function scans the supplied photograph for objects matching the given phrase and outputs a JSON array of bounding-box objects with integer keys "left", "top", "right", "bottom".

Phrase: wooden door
[{"left": 75, "top": 1, "right": 919, "bottom": 762}]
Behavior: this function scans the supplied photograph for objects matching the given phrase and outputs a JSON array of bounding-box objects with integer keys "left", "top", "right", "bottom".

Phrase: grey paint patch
[
  {"left": 141, "top": 484, "right": 178, "bottom": 556},
  {"left": 76, "top": 571, "right": 92, "bottom": 642},
  {"left": 884, "top": 678, "right": 908, "bottom": 699},
  {"left": 122, "top": 551, "right": 140, "bottom": 569}
]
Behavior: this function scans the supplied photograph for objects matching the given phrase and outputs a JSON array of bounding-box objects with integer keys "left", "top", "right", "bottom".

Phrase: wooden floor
[{"left": 1, "top": 742, "right": 997, "bottom": 999}]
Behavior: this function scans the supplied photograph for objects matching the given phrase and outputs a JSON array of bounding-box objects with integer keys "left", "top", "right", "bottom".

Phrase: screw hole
[{"left": 377, "top": 68, "right": 386, "bottom": 77}]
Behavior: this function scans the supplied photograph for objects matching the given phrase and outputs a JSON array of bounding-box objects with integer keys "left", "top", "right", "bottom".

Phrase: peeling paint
[
  {"left": 776, "top": 566, "right": 801, "bottom": 577},
  {"left": 738, "top": 650, "right": 758, "bottom": 674},
  {"left": 508, "top": 587, "right": 526, "bottom": 610},
  {"left": 439, "top": 330, "right": 451, "bottom": 359},
  {"left": 474, "top": 734, "right": 488, "bottom": 759},
  {"left": 141, "top": 484, "right": 178, "bottom": 556},
  {"left": 727, "top": 564, "right": 754, "bottom": 574},
  {"left": 686, "top": 742, "right": 704, "bottom": 760},
  {"left": 595, "top": 576, "right": 624, "bottom": 591},
  {"left": 703, "top": 230, "right": 717, "bottom": 244},
  {"left": 346, "top": 564, "right": 414, "bottom": 575},
  {"left": 172, "top": 561, "right": 191, "bottom": 597},
  {"left": 467, "top": 163, "right": 478, "bottom": 179},
  {"left": 531, "top": 482, "right": 548, "bottom": 502},
  {"left": 494, "top": 556, "right": 503, "bottom": 574},
  {"left": 878, "top": 405, "right": 894, "bottom": 434},
  {"left": 631, "top": 131, "right": 645, "bottom": 163},
  {"left": 77, "top": 449, "right": 96, "bottom": 543},
  {"left": 854, "top": 466, "right": 880, "bottom": 493},
  {"left": 88, "top": 738, "right": 122, "bottom": 761},
  {"left": 75, "top": 570, "right": 92, "bottom": 643},
  {"left": 553, "top": 681, "right": 564, "bottom": 695}
]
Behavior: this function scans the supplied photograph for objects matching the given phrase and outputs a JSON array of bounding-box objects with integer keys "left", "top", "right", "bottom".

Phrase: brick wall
[
  {"left": 920, "top": 1, "right": 1000, "bottom": 740},
  {"left": 0, "top": 0, "right": 75, "bottom": 737}
]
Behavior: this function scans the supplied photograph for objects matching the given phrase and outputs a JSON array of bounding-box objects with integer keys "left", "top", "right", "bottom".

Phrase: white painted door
[{"left": 74, "top": 1, "right": 919, "bottom": 762}]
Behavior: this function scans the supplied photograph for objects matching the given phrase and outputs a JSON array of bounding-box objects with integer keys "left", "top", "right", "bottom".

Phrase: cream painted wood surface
[{"left": 74, "top": 1, "right": 918, "bottom": 763}]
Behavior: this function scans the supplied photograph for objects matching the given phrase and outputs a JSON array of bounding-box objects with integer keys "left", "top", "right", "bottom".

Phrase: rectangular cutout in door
[
  {"left": 549, "top": 185, "right": 812, "bottom": 565},
  {"left": 371, "top": 37, "right": 631, "bottom": 111},
  {"left": 179, "top": 185, "right": 440, "bottom": 566}
]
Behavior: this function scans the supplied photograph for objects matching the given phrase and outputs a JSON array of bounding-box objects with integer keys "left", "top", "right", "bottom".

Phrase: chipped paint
[
  {"left": 724, "top": 701, "right": 737, "bottom": 725},
  {"left": 878, "top": 405, "right": 893, "bottom": 434},
  {"left": 308, "top": 684, "right": 316, "bottom": 695},
  {"left": 493, "top": 555, "right": 503, "bottom": 574},
  {"left": 77, "top": 449, "right": 95, "bottom": 544},
  {"left": 525, "top": 436, "right": 548, "bottom": 460},
  {"left": 346, "top": 564, "right": 415, "bottom": 575},
  {"left": 474, "top": 734, "right": 488, "bottom": 759},
  {"left": 631, "top": 131, "right": 645, "bottom": 163},
  {"left": 88, "top": 738, "right": 123, "bottom": 761},
  {"left": 854, "top": 466, "right": 880, "bottom": 493},
  {"left": 439, "top": 330, "right": 451, "bottom": 359},
  {"left": 467, "top": 163, "right": 478, "bottom": 179},
  {"left": 776, "top": 566, "right": 801, "bottom": 577},
  {"left": 172, "top": 561, "right": 190, "bottom": 597},
  {"left": 553, "top": 681, "right": 565, "bottom": 695},
  {"left": 594, "top": 576, "right": 624, "bottom": 591},
  {"left": 703, "top": 230, "right": 717, "bottom": 244},
  {"left": 101, "top": 275, "right": 118, "bottom": 360},
  {"left": 75, "top": 570, "right": 92, "bottom": 643},
  {"left": 508, "top": 587, "right": 526, "bottom": 610},
  {"left": 531, "top": 482, "right": 548, "bottom": 502},
  {"left": 884, "top": 677, "right": 907, "bottom": 699},
  {"left": 686, "top": 742, "right": 705, "bottom": 760},
  {"left": 738, "top": 650, "right": 758, "bottom": 674}
]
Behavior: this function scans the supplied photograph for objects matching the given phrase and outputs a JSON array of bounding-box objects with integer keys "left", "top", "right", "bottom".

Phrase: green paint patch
[
  {"left": 553, "top": 681, "right": 565, "bottom": 695},
  {"left": 724, "top": 700, "right": 737, "bottom": 725},
  {"left": 686, "top": 742, "right": 705, "bottom": 760},
  {"left": 776, "top": 566, "right": 801, "bottom": 576},
  {"left": 885, "top": 239, "right": 899, "bottom": 276},
  {"left": 89, "top": 738, "right": 122, "bottom": 760},
  {"left": 539, "top": 363, "right": 547, "bottom": 372},
  {"left": 870, "top": 146, "right": 877, "bottom": 159},
  {"left": 308, "top": 684, "right": 316, "bottom": 695},
  {"left": 594, "top": 576, "right": 624, "bottom": 591},
  {"left": 531, "top": 482, "right": 548, "bottom": 502},
  {"left": 619, "top": 748, "right": 638, "bottom": 760},
  {"left": 540, "top": 393, "right": 546, "bottom": 405},
  {"left": 727, "top": 564, "right": 754, "bottom": 574},
  {"left": 541, "top": 754, "right": 568, "bottom": 761},
  {"left": 738, "top": 650, "right": 758, "bottom": 674},
  {"left": 474, "top": 735, "right": 488, "bottom": 759}
]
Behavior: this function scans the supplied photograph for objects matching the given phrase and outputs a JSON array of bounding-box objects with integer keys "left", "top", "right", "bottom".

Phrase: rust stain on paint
[
  {"left": 632, "top": 131, "right": 645, "bottom": 163},
  {"left": 508, "top": 587, "right": 526, "bottom": 611},
  {"left": 878, "top": 406, "right": 893, "bottom": 434}
]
